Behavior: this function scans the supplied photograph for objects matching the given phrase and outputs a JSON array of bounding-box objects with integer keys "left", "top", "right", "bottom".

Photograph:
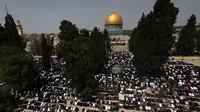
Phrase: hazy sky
[{"left": 0, "top": 0, "right": 200, "bottom": 33}]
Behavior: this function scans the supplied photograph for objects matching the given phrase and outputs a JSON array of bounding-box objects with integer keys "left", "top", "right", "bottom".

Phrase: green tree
[
  {"left": 57, "top": 36, "right": 97, "bottom": 97},
  {"left": 4, "top": 14, "right": 22, "bottom": 48},
  {"left": 66, "top": 37, "right": 97, "bottom": 93},
  {"left": 128, "top": 28, "right": 138, "bottom": 52},
  {"left": 176, "top": 15, "right": 197, "bottom": 56},
  {"left": 129, "top": 0, "right": 179, "bottom": 76},
  {"left": 56, "top": 20, "right": 78, "bottom": 59},
  {"left": 57, "top": 20, "right": 91, "bottom": 92},
  {"left": 0, "top": 86, "right": 19, "bottom": 112},
  {"left": 89, "top": 27, "right": 106, "bottom": 74},
  {"left": 58, "top": 20, "right": 79, "bottom": 41},
  {"left": 41, "top": 34, "right": 51, "bottom": 70},
  {"left": 196, "top": 29, "right": 200, "bottom": 54},
  {"left": 80, "top": 29, "right": 90, "bottom": 37},
  {"left": 103, "top": 29, "right": 111, "bottom": 52},
  {"left": 0, "top": 24, "right": 6, "bottom": 46},
  {"left": 0, "top": 46, "right": 37, "bottom": 91},
  {"left": 130, "top": 13, "right": 154, "bottom": 75},
  {"left": 56, "top": 21, "right": 104, "bottom": 100},
  {"left": 45, "top": 35, "right": 54, "bottom": 55},
  {"left": 56, "top": 40, "right": 69, "bottom": 58},
  {"left": 0, "top": 14, "right": 40, "bottom": 111},
  {"left": 129, "top": 13, "right": 145, "bottom": 53}
]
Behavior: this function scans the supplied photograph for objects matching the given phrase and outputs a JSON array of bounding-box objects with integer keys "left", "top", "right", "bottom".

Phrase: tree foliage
[
  {"left": 57, "top": 20, "right": 94, "bottom": 94},
  {"left": 128, "top": 28, "right": 137, "bottom": 52},
  {"left": 176, "top": 14, "right": 197, "bottom": 56},
  {"left": 196, "top": 29, "right": 200, "bottom": 53},
  {"left": 129, "top": 0, "right": 179, "bottom": 76},
  {"left": 103, "top": 29, "right": 111, "bottom": 52},
  {"left": 0, "top": 14, "right": 39, "bottom": 93},
  {"left": 89, "top": 27, "right": 106, "bottom": 74},
  {"left": 0, "top": 46, "right": 37, "bottom": 91},
  {"left": 0, "top": 86, "right": 18, "bottom": 112},
  {"left": 4, "top": 14, "right": 22, "bottom": 48},
  {"left": 41, "top": 34, "right": 51, "bottom": 70},
  {"left": 58, "top": 20, "right": 79, "bottom": 41},
  {"left": 25, "top": 34, "right": 54, "bottom": 55},
  {"left": 0, "top": 24, "right": 6, "bottom": 46},
  {"left": 45, "top": 35, "right": 54, "bottom": 55},
  {"left": 57, "top": 21, "right": 106, "bottom": 99},
  {"left": 80, "top": 29, "right": 90, "bottom": 37}
]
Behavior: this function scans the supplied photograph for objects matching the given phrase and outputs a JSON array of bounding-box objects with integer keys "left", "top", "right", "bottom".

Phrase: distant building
[
  {"left": 49, "top": 33, "right": 60, "bottom": 47},
  {"left": 24, "top": 33, "right": 60, "bottom": 55},
  {"left": 103, "top": 13, "right": 200, "bottom": 52},
  {"left": 23, "top": 13, "right": 200, "bottom": 53},
  {"left": 104, "top": 12, "right": 132, "bottom": 52},
  {"left": 16, "top": 20, "right": 23, "bottom": 36}
]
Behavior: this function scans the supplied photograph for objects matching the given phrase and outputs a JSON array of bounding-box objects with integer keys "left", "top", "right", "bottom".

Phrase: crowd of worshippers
[
  {"left": 14, "top": 59, "right": 100, "bottom": 112},
  {"left": 96, "top": 52, "right": 200, "bottom": 112},
  {"left": 8, "top": 51, "right": 200, "bottom": 112}
]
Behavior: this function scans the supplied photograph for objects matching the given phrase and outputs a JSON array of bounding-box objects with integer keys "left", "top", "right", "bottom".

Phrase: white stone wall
[
  {"left": 111, "top": 44, "right": 129, "bottom": 51},
  {"left": 25, "top": 41, "right": 32, "bottom": 53},
  {"left": 109, "top": 35, "right": 129, "bottom": 52},
  {"left": 53, "top": 36, "right": 60, "bottom": 47}
]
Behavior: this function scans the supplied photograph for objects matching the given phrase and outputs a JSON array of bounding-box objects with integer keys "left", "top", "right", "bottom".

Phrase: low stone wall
[
  {"left": 169, "top": 56, "right": 200, "bottom": 66},
  {"left": 169, "top": 56, "right": 200, "bottom": 60},
  {"left": 111, "top": 45, "right": 129, "bottom": 52}
]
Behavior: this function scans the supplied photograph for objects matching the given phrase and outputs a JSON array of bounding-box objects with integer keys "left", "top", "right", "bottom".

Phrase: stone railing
[
  {"left": 169, "top": 56, "right": 200, "bottom": 66},
  {"left": 169, "top": 56, "right": 200, "bottom": 61},
  {"left": 33, "top": 55, "right": 57, "bottom": 59}
]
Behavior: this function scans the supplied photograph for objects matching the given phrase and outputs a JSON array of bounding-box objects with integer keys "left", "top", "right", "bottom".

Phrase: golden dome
[{"left": 105, "top": 12, "right": 123, "bottom": 25}]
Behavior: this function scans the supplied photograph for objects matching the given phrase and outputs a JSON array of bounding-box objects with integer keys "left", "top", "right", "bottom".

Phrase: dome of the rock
[{"left": 105, "top": 12, "right": 123, "bottom": 25}]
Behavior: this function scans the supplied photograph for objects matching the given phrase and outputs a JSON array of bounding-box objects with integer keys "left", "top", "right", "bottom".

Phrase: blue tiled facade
[
  {"left": 106, "top": 30, "right": 132, "bottom": 37},
  {"left": 104, "top": 23, "right": 132, "bottom": 37}
]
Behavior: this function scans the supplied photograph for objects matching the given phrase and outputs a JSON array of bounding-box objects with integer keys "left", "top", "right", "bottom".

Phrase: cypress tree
[
  {"left": 89, "top": 27, "right": 106, "bottom": 74},
  {"left": 41, "top": 34, "right": 51, "bottom": 70},
  {"left": 129, "top": 13, "right": 145, "bottom": 54},
  {"left": 128, "top": 28, "right": 138, "bottom": 52},
  {"left": 0, "top": 13, "right": 38, "bottom": 91},
  {"left": 0, "top": 24, "right": 6, "bottom": 46},
  {"left": 196, "top": 30, "right": 200, "bottom": 54},
  {"left": 129, "top": 0, "right": 179, "bottom": 76},
  {"left": 176, "top": 15, "right": 197, "bottom": 56},
  {"left": 0, "top": 86, "right": 18, "bottom": 112},
  {"left": 103, "top": 29, "right": 111, "bottom": 52},
  {"left": 4, "top": 14, "right": 21, "bottom": 48}
]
